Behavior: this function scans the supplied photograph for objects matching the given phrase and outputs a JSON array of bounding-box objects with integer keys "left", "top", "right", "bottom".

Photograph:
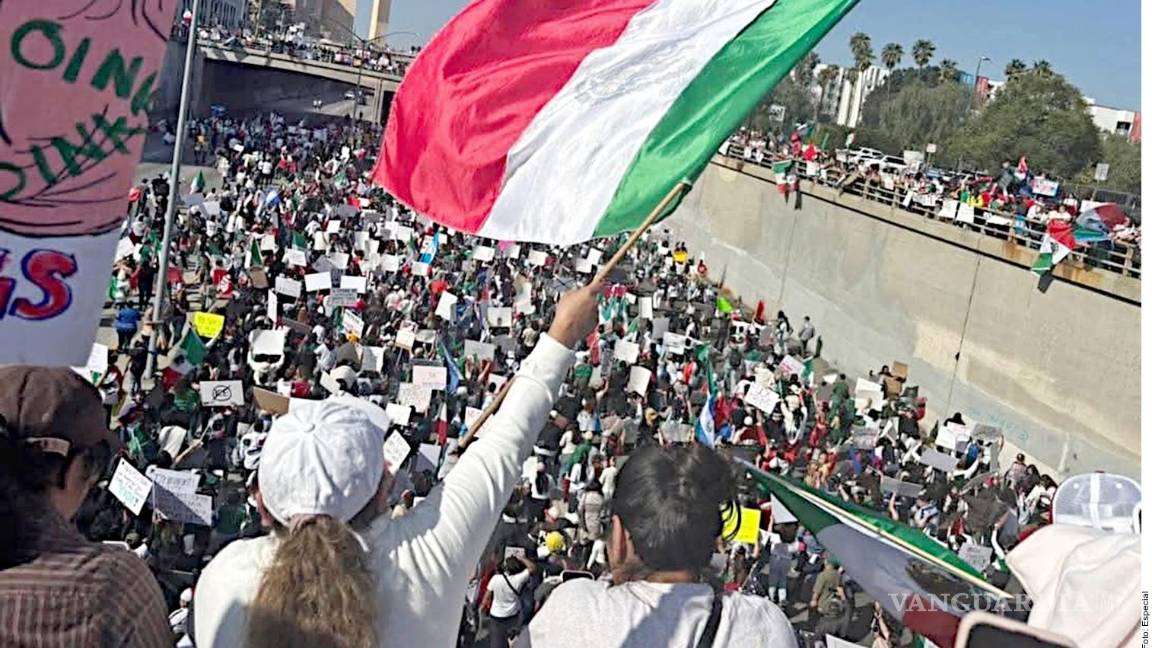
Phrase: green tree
[
  {"left": 1033, "top": 60, "right": 1054, "bottom": 79},
  {"left": 1073, "top": 134, "right": 1141, "bottom": 194},
  {"left": 849, "top": 32, "right": 874, "bottom": 72},
  {"left": 750, "top": 75, "right": 814, "bottom": 132},
  {"left": 938, "top": 59, "right": 959, "bottom": 83},
  {"left": 1004, "top": 59, "right": 1027, "bottom": 80},
  {"left": 912, "top": 39, "right": 936, "bottom": 69},
  {"left": 857, "top": 78, "right": 970, "bottom": 155},
  {"left": 881, "top": 43, "right": 903, "bottom": 73},
  {"left": 946, "top": 71, "right": 1101, "bottom": 177}
]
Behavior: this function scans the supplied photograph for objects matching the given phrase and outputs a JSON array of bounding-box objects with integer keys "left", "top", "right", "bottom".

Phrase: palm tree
[
  {"left": 938, "top": 58, "right": 959, "bottom": 83},
  {"left": 1032, "top": 60, "right": 1054, "bottom": 78},
  {"left": 849, "top": 32, "right": 874, "bottom": 72},
  {"left": 1004, "top": 59, "right": 1027, "bottom": 80},
  {"left": 881, "top": 43, "right": 903, "bottom": 72},
  {"left": 816, "top": 65, "right": 840, "bottom": 119},
  {"left": 794, "top": 52, "right": 820, "bottom": 88},
  {"left": 911, "top": 39, "right": 935, "bottom": 69}
]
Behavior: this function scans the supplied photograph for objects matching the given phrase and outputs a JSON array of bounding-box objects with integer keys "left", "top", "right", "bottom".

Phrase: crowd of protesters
[
  {"left": 0, "top": 111, "right": 1139, "bottom": 648},
  {"left": 723, "top": 130, "right": 1141, "bottom": 271}
]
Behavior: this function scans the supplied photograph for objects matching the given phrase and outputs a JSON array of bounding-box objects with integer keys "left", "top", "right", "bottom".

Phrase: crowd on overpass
[
  {"left": 0, "top": 111, "right": 1140, "bottom": 648},
  {"left": 724, "top": 130, "right": 1141, "bottom": 278}
]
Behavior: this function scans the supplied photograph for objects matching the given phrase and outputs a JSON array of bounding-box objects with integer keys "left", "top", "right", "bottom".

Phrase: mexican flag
[
  {"left": 744, "top": 461, "right": 1011, "bottom": 647},
  {"left": 190, "top": 170, "right": 205, "bottom": 194},
  {"left": 249, "top": 238, "right": 264, "bottom": 268},
  {"left": 1031, "top": 219, "right": 1101, "bottom": 276},
  {"left": 374, "top": 0, "right": 861, "bottom": 245},
  {"left": 181, "top": 330, "right": 208, "bottom": 366}
]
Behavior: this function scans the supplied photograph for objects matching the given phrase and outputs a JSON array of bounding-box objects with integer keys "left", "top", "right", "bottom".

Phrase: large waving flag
[
  {"left": 741, "top": 460, "right": 1011, "bottom": 647},
  {"left": 374, "top": 0, "right": 861, "bottom": 245}
]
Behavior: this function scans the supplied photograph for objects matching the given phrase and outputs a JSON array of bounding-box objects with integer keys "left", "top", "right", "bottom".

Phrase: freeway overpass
[{"left": 155, "top": 41, "right": 407, "bottom": 124}]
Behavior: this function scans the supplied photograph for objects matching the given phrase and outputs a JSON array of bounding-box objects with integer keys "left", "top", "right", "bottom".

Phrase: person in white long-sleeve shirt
[{"left": 192, "top": 284, "right": 600, "bottom": 648}]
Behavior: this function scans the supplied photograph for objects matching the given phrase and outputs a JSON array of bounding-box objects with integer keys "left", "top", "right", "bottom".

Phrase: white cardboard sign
[
  {"left": 109, "top": 460, "right": 152, "bottom": 515},
  {"left": 340, "top": 275, "right": 368, "bottom": 293},
  {"left": 305, "top": 272, "right": 332, "bottom": 292},
  {"left": 275, "top": 277, "right": 302, "bottom": 298},
  {"left": 386, "top": 403, "right": 412, "bottom": 426},
  {"left": 412, "top": 365, "right": 448, "bottom": 390},
  {"left": 199, "top": 380, "right": 245, "bottom": 406},
  {"left": 627, "top": 366, "right": 652, "bottom": 395}
]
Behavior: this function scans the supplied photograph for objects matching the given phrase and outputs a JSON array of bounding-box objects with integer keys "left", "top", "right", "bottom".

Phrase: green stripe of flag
[{"left": 594, "top": 0, "right": 861, "bottom": 237}]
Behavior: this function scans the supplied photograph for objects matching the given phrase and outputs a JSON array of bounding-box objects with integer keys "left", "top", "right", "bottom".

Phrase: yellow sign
[
  {"left": 722, "top": 506, "right": 762, "bottom": 545},
  {"left": 192, "top": 312, "right": 225, "bottom": 339},
  {"left": 672, "top": 250, "right": 689, "bottom": 264}
]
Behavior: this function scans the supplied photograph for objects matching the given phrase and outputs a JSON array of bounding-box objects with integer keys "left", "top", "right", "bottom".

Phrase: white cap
[{"left": 259, "top": 396, "right": 390, "bottom": 526}]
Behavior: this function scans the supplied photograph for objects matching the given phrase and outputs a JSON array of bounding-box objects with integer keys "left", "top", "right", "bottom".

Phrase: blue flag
[{"left": 439, "top": 341, "right": 461, "bottom": 393}]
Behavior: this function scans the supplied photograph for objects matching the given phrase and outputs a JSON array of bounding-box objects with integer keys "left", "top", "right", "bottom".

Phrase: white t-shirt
[
  {"left": 489, "top": 569, "right": 531, "bottom": 619},
  {"left": 516, "top": 580, "right": 796, "bottom": 648}
]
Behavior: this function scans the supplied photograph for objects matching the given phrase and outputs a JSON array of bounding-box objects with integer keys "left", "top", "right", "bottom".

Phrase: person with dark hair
[
  {"left": 0, "top": 367, "right": 170, "bottom": 647},
  {"left": 518, "top": 444, "right": 795, "bottom": 647},
  {"left": 484, "top": 553, "right": 537, "bottom": 647}
]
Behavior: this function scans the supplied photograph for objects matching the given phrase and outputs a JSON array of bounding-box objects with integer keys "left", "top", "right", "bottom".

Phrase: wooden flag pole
[{"left": 459, "top": 181, "right": 691, "bottom": 449}]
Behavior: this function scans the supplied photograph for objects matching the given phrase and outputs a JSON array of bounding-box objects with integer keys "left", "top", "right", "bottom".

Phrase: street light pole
[
  {"left": 144, "top": 0, "right": 202, "bottom": 379},
  {"left": 965, "top": 56, "right": 990, "bottom": 114}
]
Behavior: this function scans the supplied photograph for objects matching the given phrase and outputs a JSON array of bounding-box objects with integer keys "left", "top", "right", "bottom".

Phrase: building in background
[
  {"left": 809, "top": 65, "right": 889, "bottom": 129},
  {"left": 367, "top": 0, "right": 392, "bottom": 41},
  {"left": 1086, "top": 102, "right": 1140, "bottom": 141}
]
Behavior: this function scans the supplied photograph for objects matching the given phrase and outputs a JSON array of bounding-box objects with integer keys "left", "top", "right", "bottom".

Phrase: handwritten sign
[
  {"left": 381, "top": 254, "right": 401, "bottom": 272},
  {"left": 744, "top": 383, "right": 781, "bottom": 414},
  {"left": 305, "top": 272, "right": 332, "bottom": 292},
  {"left": 362, "top": 345, "right": 385, "bottom": 372},
  {"left": 109, "top": 460, "right": 152, "bottom": 515},
  {"left": 615, "top": 340, "right": 641, "bottom": 365},
  {"left": 394, "top": 329, "right": 416, "bottom": 350},
  {"left": 527, "top": 250, "right": 549, "bottom": 266},
  {"left": 435, "top": 292, "right": 458, "bottom": 320},
  {"left": 627, "top": 366, "right": 652, "bottom": 395},
  {"left": 199, "top": 380, "right": 245, "bottom": 407},
  {"left": 192, "top": 312, "right": 225, "bottom": 340},
  {"left": 328, "top": 288, "right": 359, "bottom": 308},
  {"left": 487, "top": 307, "right": 514, "bottom": 328},
  {"left": 473, "top": 245, "right": 495, "bottom": 262},
  {"left": 275, "top": 277, "right": 302, "bottom": 298},
  {"left": 412, "top": 365, "right": 447, "bottom": 390},
  {"left": 396, "top": 383, "right": 432, "bottom": 413},
  {"left": 283, "top": 248, "right": 308, "bottom": 267},
  {"left": 958, "top": 543, "right": 993, "bottom": 571},
  {"left": 385, "top": 403, "right": 412, "bottom": 426},
  {"left": 464, "top": 339, "right": 496, "bottom": 361},
  {"left": 0, "top": 0, "right": 180, "bottom": 365},
  {"left": 382, "top": 432, "right": 411, "bottom": 471},
  {"left": 340, "top": 275, "right": 368, "bottom": 293},
  {"left": 342, "top": 310, "right": 364, "bottom": 338}
]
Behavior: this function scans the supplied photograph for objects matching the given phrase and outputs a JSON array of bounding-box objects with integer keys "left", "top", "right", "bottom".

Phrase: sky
[{"left": 356, "top": 0, "right": 1141, "bottom": 108}]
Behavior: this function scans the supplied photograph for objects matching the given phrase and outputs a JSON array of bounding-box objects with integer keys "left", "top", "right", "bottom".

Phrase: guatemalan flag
[
  {"left": 373, "top": 0, "right": 861, "bottom": 245},
  {"left": 695, "top": 392, "right": 718, "bottom": 447}
]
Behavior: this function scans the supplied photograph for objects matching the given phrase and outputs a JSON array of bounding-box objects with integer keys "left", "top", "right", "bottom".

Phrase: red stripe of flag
[{"left": 372, "top": 0, "right": 655, "bottom": 233}]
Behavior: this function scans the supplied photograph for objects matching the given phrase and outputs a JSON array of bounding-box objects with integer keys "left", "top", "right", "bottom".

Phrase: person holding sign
[
  {"left": 520, "top": 443, "right": 795, "bottom": 647},
  {"left": 194, "top": 284, "right": 600, "bottom": 648},
  {"left": 0, "top": 367, "right": 169, "bottom": 647}
]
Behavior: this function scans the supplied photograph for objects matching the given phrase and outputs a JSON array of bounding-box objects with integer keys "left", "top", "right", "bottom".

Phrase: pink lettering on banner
[{"left": 0, "top": 2, "right": 177, "bottom": 364}]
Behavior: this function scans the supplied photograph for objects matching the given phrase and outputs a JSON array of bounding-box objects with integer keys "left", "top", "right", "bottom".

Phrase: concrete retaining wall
[{"left": 665, "top": 159, "right": 1140, "bottom": 478}]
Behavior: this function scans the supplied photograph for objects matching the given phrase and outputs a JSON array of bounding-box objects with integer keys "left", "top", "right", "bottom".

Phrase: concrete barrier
[{"left": 663, "top": 158, "right": 1140, "bottom": 478}]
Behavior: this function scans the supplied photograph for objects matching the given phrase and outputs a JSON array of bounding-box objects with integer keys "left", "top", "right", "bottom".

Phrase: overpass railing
[{"left": 720, "top": 144, "right": 1141, "bottom": 280}]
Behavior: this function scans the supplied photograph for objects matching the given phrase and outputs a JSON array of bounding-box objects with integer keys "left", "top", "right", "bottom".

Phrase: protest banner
[
  {"left": 282, "top": 248, "right": 308, "bottom": 267},
  {"left": 436, "top": 292, "right": 458, "bottom": 320},
  {"left": 251, "top": 329, "right": 287, "bottom": 357},
  {"left": 651, "top": 317, "right": 670, "bottom": 341},
  {"left": 252, "top": 387, "right": 290, "bottom": 415},
  {"left": 305, "top": 272, "right": 332, "bottom": 292},
  {"left": 154, "top": 486, "right": 213, "bottom": 526},
  {"left": 312, "top": 231, "right": 329, "bottom": 251},
  {"left": 326, "top": 220, "right": 342, "bottom": 234},
  {"left": 464, "top": 339, "right": 496, "bottom": 361},
  {"left": 319, "top": 371, "right": 343, "bottom": 395},
  {"left": 754, "top": 367, "right": 775, "bottom": 389},
  {"left": 383, "top": 432, "right": 411, "bottom": 471},
  {"left": 721, "top": 506, "right": 762, "bottom": 545},
  {"left": 0, "top": 0, "right": 180, "bottom": 365},
  {"left": 411, "top": 261, "right": 430, "bottom": 277},
  {"left": 353, "top": 231, "right": 374, "bottom": 253},
  {"left": 574, "top": 257, "right": 594, "bottom": 274},
  {"left": 275, "top": 277, "right": 303, "bottom": 298},
  {"left": 260, "top": 234, "right": 278, "bottom": 252},
  {"left": 958, "top": 543, "right": 993, "bottom": 572},
  {"left": 248, "top": 267, "right": 270, "bottom": 289},
  {"left": 381, "top": 254, "right": 402, "bottom": 272},
  {"left": 744, "top": 383, "right": 781, "bottom": 414},
  {"left": 199, "top": 380, "right": 245, "bottom": 407},
  {"left": 627, "top": 366, "right": 652, "bottom": 395},
  {"left": 663, "top": 332, "right": 687, "bottom": 355},
  {"left": 527, "top": 250, "right": 548, "bottom": 266},
  {"left": 854, "top": 378, "right": 885, "bottom": 405},
  {"left": 362, "top": 346, "right": 385, "bottom": 372},
  {"left": 920, "top": 448, "right": 959, "bottom": 472},
  {"left": 849, "top": 426, "right": 879, "bottom": 450},
  {"left": 412, "top": 365, "right": 448, "bottom": 390},
  {"left": 614, "top": 340, "right": 641, "bottom": 365},
  {"left": 108, "top": 460, "right": 152, "bottom": 515},
  {"left": 342, "top": 310, "right": 365, "bottom": 338},
  {"left": 192, "top": 312, "right": 225, "bottom": 339},
  {"left": 472, "top": 245, "right": 495, "bottom": 262},
  {"left": 327, "top": 251, "right": 350, "bottom": 271},
  {"left": 397, "top": 383, "right": 433, "bottom": 413},
  {"left": 936, "top": 422, "right": 971, "bottom": 452},
  {"left": 340, "top": 275, "right": 368, "bottom": 293},
  {"left": 415, "top": 329, "right": 438, "bottom": 345},
  {"left": 328, "top": 288, "right": 359, "bottom": 308},
  {"left": 502, "top": 243, "right": 522, "bottom": 259},
  {"left": 487, "top": 307, "right": 514, "bottom": 328},
  {"left": 72, "top": 343, "right": 110, "bottom": 384},
  {"left": 779, "top": 355, "right": 805, "bottom": 377},
  {"left": 149, "top": 468, "right": 199, "bottom": 495},
  {"left": 392, "top": 225, "right": 414, "bottom": 243},
  {"left": 881, "top": 476, "right": 924, "bottom": 498},
  {"left": 395, "top": 329, "right": 417, "bottom": 350},
  {"left": 385, "top": 403, "right": 412, "bottom": 426},
  {"left": 638, "top": 296, "right": 654, "bottom": 320}
]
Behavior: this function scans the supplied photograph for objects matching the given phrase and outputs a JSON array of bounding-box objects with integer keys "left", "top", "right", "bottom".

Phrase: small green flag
[
  {"left": 819, "top": 132, "right": 830, "bottom": 151},
  {"left": 716, "top": 295, "right": 733, "bottom": 315},
  {"left": 292, "top": 231, "right": 308, "bottom": 250},
  {"left": 249, "top": 238, "right": 263, "bottom": 268},
  {"left": 190, "top": 170, "right": 205, "bottom": 194},
  {"left": 182, "top": 330, "right": 208, "bottom": 365}
]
